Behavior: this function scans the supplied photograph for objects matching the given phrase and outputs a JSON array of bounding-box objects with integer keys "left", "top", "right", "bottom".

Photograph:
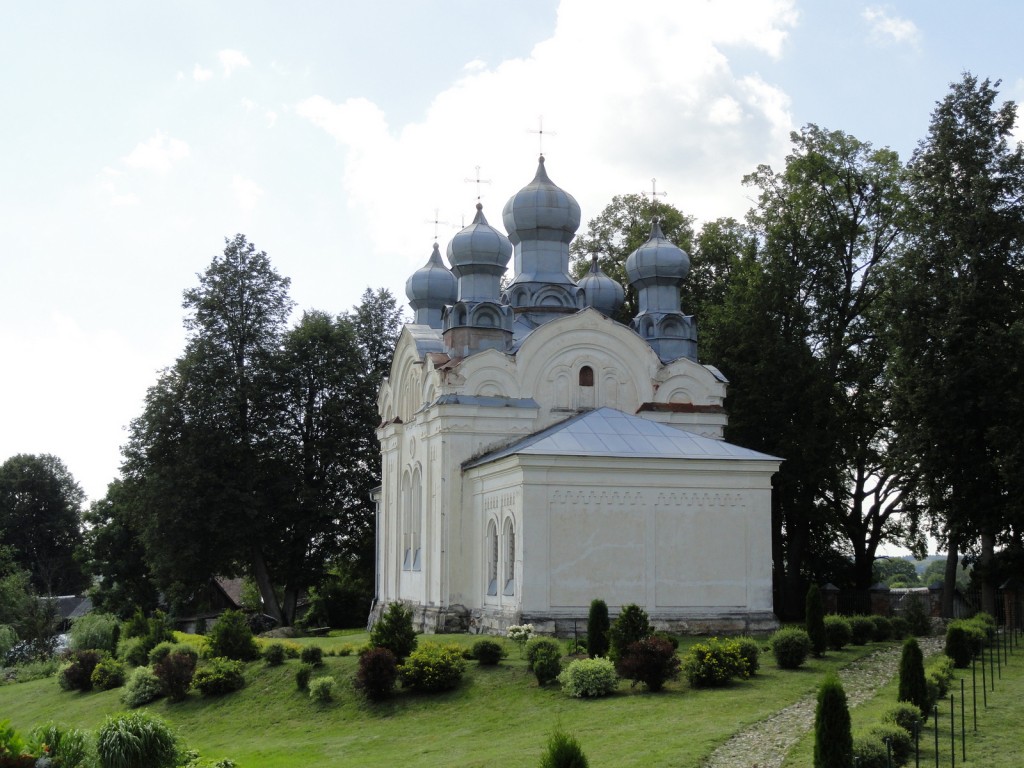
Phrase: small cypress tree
[
  {"left": 813, "top": 673, "right": 852, "bottom": 768},
  {"left": 369, "top": 602, "right": 418, "bottom": 660},
  {"left": 805, "top": 584, "right": 827, "bottom": 657},
  {"left": 586, "top": 599, "right": 610, "bottom": 658},
  {"left": 539, "top": 729, "right": 589, "bottom": 768},
  {"left": 608, "top": 604, "right": 650, "bottom": 665},
  {"left": 898, "top": 637, "right": 929, "bottom": 716}
]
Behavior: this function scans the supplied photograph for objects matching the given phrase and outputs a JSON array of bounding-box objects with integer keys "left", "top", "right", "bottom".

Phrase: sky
[{"left": 2, "top": 0, "right": 1023, "bottom": 509}]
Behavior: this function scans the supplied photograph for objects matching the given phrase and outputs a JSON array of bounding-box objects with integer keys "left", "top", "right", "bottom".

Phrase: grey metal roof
[{"left": 464, "top": 407, "right": 781, "bottom": 468}]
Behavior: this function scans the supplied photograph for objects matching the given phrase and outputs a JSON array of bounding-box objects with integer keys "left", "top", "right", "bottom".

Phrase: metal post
[
  {"left": 982, "top": 643, "right": 987, "bottom": 708},
  {"left": 886, "top": 736, "right": 892, "bottom": 768},
  {"left": 996, "top": 631, "right": 1001, "bottom": 679},
  {"left": 915, "top": 719, "right": 920, "bottom": 768},
  {"left": 972, "top": 654, "right": 977, "bottom": 730},
  {"left": 990, "top": 636, "right": 996, "bottom": 690},
  {"left": 961, "top": 679, "right": 966, "bottom": 762},
  {"left": 933, "top": 705, "right": 939, "bottom": 768},
  {"left": 950, "top": 694, "right": 955, "bottom": 768}
]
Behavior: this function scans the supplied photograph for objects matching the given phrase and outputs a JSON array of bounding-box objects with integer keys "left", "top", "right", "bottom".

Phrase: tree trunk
[
  {"left": 282, "top": 587, "right": 299, "bottom": 627},
  {"left": 980, "top": 530, "right": 997, "bottom": 617},
  {"left": 251, "top": 546, "right": 284, "bottom": 625},
  {"left": 941, "top": 541, "right": 958, "bottom": 619}
]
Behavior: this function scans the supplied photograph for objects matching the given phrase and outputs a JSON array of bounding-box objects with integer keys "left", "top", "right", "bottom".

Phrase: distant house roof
[
  {"left": 216, "top": 577, "right": 245, "bottom": 608},
  {"left": 50, "top": 595, "right": 92, "bottom": 621},
  {"left": 464, "top": 407, "right": 782, "bottom": 469}
]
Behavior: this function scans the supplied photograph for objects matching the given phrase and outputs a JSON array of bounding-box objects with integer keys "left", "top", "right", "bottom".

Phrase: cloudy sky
[{"left": 2, "top": 0, "right": 1022, "bottom": 505}]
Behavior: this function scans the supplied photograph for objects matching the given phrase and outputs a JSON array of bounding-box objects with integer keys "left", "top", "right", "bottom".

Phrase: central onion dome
[
  {"left": 447, "top": 203, "right": 513, "bottom": 279},
  {"left": 502, "top": 155, "right": 581, "bottom": 245},
  {"left": 405, "top": 242, "right": 457, "bottom": 329},
  {"left": 578, "top": 254, "right": 625, "bottom": 317},
  {"left": 624, "top": 218, "right": 690, "bottom": 288}
]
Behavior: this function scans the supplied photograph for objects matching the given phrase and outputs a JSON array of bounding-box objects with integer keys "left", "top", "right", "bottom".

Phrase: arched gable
[
  {"left": 654, "top": 358, "right": 727, "bottom": 407},
  {"left": 455, "top": 348, "right": 519, "bottom": 399}
]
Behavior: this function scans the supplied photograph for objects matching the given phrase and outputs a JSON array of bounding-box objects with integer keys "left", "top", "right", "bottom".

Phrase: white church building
[{"left": 371, "top": 156, "right": 780, "bottom": 635}]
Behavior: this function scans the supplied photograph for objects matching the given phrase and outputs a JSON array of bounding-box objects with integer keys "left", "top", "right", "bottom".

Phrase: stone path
[{"left": 702, "top": 637, "right": 944, "bottom": 768}]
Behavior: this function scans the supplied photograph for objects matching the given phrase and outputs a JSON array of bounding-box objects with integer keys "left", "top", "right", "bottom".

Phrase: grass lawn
[{"left": 0, "top": 634, "right": 951, "bottom": 767}]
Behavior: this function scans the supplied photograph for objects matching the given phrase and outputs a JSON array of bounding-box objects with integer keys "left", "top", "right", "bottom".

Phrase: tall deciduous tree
[
  {"left": 886, "top": 74, "right": 1024, "bottom": 616},
  {"left": 0, "top": 454, "right": 86, "bottom": 595}
]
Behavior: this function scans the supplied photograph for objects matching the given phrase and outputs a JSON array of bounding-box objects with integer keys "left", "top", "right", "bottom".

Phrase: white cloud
[
  {"left": 863, "top": 6, "right": 921, "bottom": 47},
  {"left": 219, "top": 49, "right": 251, "bottom": 77},
  {"left": 232, "top": 175, "right": 264, "bottom": 211},
  {"left": 121, "top": 132, "right": 190, "bottom": 173},
  {"left": 193, "top": 63, "right": 213, "bottom": 81},
  {"left": 96, "top": 167, "right": 139, "bottom": 207},
  {"left": 265, "top": 110, "right": 278, "bottom": 128},
  {"left": 463, "top": 59, "right": 487, "bottom": 73}
]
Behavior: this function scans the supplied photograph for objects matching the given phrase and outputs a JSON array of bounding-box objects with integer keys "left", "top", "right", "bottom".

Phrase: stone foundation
[{"left": 367, "top": 601, "right": 470, "bottom": 634}]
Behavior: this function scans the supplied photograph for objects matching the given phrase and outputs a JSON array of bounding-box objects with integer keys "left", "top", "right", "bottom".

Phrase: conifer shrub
[
  {"left": 608, "top": 604, "right": 650, "bottom": 665},
  {"left": 192, "top": 657, "right": 245, "bottom": 696},
  {"left": 121, "top": 666, "right": 164, "bottom": 708},
  {"left": 871, "top": 615, "right": 893, "bottom": 642},
  {"left": 206, "top": 610, "right": 259, "bottom": 661},
  {"left": 398, "top": 642, "right": 466, "bottom": 693},
  {"left": 586, "top": 599, "right": 610, "bottom": 658},
  {"left": 771, "top": 628, "right": 812, "bottom": 670},
  {"left": 813, "top": 673, "right": 852, "bottom": 768},
  {"left": 116, "top": 636, "right": 148, "bottom": 667},
  {"left": 867, "top": 723, "right": 913, "bottom": 766},
  {"left": 824, "top": 615, "right": 853, "bottom": 650},
  {"left": 96, "top": 711, "right": 178, "bottom": 768},
  {"left": 532, "top": 642, "right": 563, "bottom": 686},
  {"left": 849, "top": 615, "right": 876, "bottom": 645},
  {"left": 295, "top": 662, "right": 313, "bottom": 691},
  {"left": 525, "top": 637, "right": 562, "bottom": 671},
  {"left": 558, "top": 657, "right": 618, "bottom": 698},
  {"left": 805, "top": 584, "right": 827, "bottom": 657},
  {"left": 263, "top": 642, "right": 287, "bottom": 666},
  {"left": 539, "top": 729, "right": 589, "bottom": 768},
  {"left": 370, "top": 602, "right": 418, "bottom": 661},
  {"left": 58, "top": 649, "right": 108, "bottom": 691},
  {"left": 300, "top": 645, "right": 324, "bottom": 666},
  {"left": 153, "top": 649, "right": 197, "bottom": 701},
  {"left": 470, "top": 639, "right": 506, "bottom": 666},
  {"left": 618, "top": 635, "right": 680, "bottom": 692},
  {"left": 354, "top": 647, "right": 398, "bottom": 701},
  {"left": 308, "top": 676, "right": 335, "bottom": 703},
  {"left": 897, "top": 637, "right": 928, "bottom": 716},
  {"left": 682, "top": 637, "right": 749, "bottom": 687},
  {"left": 902, "top": 596, "right": 931, "bottom": 636},
  {"left": 69, "top": 612, "right": 120, "bottom": 654},
  {"left": 122, "top": 608, "right": 150, "bottom": 640},
  {"left": 883, "top": 702, "right": 923, "bottom": 738},
  {"left": 734, "top": 636, "right": 761, "bottom": 675},
  {"left": 91, "top": 657, "right": 127, "bottom": 691}
]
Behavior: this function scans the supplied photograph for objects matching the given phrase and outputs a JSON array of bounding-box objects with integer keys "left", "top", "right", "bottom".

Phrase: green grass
[
  {"left": 0, "top": 636, "right": 917, "bottom": 767},
  {"left": 782, "top": 636, "right": 1024, "bottom": 768}
]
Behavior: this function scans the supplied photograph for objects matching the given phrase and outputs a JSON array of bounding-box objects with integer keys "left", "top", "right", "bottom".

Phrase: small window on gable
[{"left": 579, "top": 366, "right": 594, "bottom": 387}]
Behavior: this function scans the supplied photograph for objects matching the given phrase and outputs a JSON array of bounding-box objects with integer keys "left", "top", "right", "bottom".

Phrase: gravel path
[{"left": 702, "top": 637, "right": 944, "bottom": 768}]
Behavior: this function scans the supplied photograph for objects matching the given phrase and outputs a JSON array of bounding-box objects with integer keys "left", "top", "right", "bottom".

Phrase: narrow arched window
[
  {"left": 401, "top": 472, "right": 412, "bottom": 570},
  {"left": 503, "top": 519, "right": 516, "bottom": 596},
  {"left": 486, "top": 520, "right": 498, "bottom": 596},
  {"left": 579, "top": 365, "right": 594, "bottom": 387},
  {"left": 411, "top": 469, "right": 422, "bottom": 571}
]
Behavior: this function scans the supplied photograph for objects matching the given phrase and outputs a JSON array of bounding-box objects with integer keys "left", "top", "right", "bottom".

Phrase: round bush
[
  {"left": 116, "top": 636, "right": 148, "bottom": 667},
  {"left": 153, "top": 650, "right": 197, "bottom": 702},
  {"left": 558, "top": 657, "right": 618, "bottom": 698},
  {"left": 532, "top": 643, "right": 563, "bottom": 686},
  {"left": 871, "top": 615, "right": 892, "bottom": 642},
  {"left": 91, "top": 657, "right": 127, "bottom": 691},
  {"left": 300, "top": 645, "right": 324, "bottom": 666},
  {"left": 925, "top": 654, "right": 955, "bottom": 705},
  {"left": 192, "top": 657, "right": 245, "bottom": 696},
  {"left": 868, "top": 724, "right": 912, "bottom": 766},
  {"left": 295, "top": 662, "right": 314, "bottom": 691},
  {"left": 882, "top": 703, "right": 923, "bottom": 738},
  {"left": 58, "top": 649, "right": 108, "bottom": 692},
  {"left": 852, "top": 733, "right": 888, "bottom": 768},
  {"left": 398, "top": 642, "right": 466, "bottom": 693},
  {"left": 206, "top": 610, "right": 259, "bottom": 661},
  {"left": 824, "top": 615, "right": 852, "bottom": 650},
  {"left": 849, "top": 615, "right": 876, "bottom": 646},
  {"left": 618, "top": 635, "right": 680, "bottom": 692},
  {"left": 147, "top": 641, "right": 179, "bottom": 666},
  {"left": 309, "top": 676, "right": 335, "bottom": 703},
  {"left": 354, "top": 647, "right": 398, "bottom": 701},
  {"left": 771, "top": 628, "right": 811, "bottom": 670},
  {"left": 470, "top": 639, "right": 506, "bottom": 666},
  {"left": 889, "top": 616, "right": 910, "bottom": 640},
  {"left": 121, "top": 666, "right": 164, "bottom": 708},
  {"left": 945, "top": 620, "right": 983, "bottom": 667},
  {"left": 96, "top": 711, "right": 178, "bottom": 768},
  {"left": 263, "top": 642, "right": 286, "bottom": 666},
  {"left": 526, "top": 637, "right": 562, "bottom": 671},
  {"left": 682, "top": 637, "right": 748, "bottom": 687},
  {"left": 734, "top": 636, "right": 761, "bottom": 676}
]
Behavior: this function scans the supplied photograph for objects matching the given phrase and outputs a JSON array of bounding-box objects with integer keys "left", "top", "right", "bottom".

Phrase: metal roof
[{"left": 464, "top": 407, "right": 782, "bottom": 468}]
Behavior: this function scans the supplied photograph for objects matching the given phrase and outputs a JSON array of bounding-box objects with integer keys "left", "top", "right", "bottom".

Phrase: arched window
[
  {"left": 401, "top": 472, "right": 412, "bottom": 570},
  {"left": 411, "top": 469, "right": 422, "bottom": 571},
  {"left": 579, "top": 365, "right": 594, "bottom": 387},
  {"left": 503, "top": 518, "right": 516, "bottom": 596},
  {"left": 486, "top": 520, "right": 498, "bottom": 596}
]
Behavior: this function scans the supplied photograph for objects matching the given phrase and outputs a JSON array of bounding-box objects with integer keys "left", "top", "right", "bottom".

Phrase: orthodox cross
[
  {"left": 424, "top": 208, "right": 449, "bottom": 241},
  {"left": 528, "top": 115, "right": 557, "bottom": 155},
  {"left": 464, "top": 165, "right": 491, "bottom": 202},
  {"left": 643, "top": 177, "right": 668, "bottom": 216}
]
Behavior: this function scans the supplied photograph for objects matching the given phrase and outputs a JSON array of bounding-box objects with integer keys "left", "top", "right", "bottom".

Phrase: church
[{"left": 371, "top": 156, "right": 780, "bottom": 635}]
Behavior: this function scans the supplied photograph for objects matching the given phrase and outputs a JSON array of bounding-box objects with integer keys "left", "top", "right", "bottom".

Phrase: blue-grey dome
[
  {"left": 625, "top": 218, "right": 690, "bottom": 288},
  {"left": 447, "top": 203, "right": 513, "bottom": 276},
  {"left": 502, "top": 155, "right": 581, "bottom": 246},
  {"left": 406, "top": 242, "right": 457, "bottom": 310},
  {"left": 578, "top": 256, "right": 625, "bottom": 317}
]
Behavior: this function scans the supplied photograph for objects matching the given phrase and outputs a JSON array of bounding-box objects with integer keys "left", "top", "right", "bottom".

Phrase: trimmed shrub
[
  {"left": 526, "top": 637, "right": 562, "bottom": 671},
  {"left": 849, "top": 615, "right": 876, "bottom": 646},
  {"left": 96, "top": 711, "right": 178, "bottom": 768},
  {"left": 31, "top": 723, "right": 90, "bottom": 768},
  {"left": 309, "top": 676, "right": 335, "bottom": 703},
  {"left": 470, "top": 639, "right": 506, "bottom": 666},
  {"left": 300, "top": 645, "right": 324, "bottom": 666},
  {"left": 370, "top": 602, "right": 418, "bottom": 661},
  {"left": 871, "top": 615, "right": 893, "bottom": 642},
  {"left": 734, "top": 636, "right": 761, "bottom": 676},
  {"left": 147, "top": 641, "right": 179, "bottom": 666},
  {"left": 771, "top": 628, "right": 811, "bottom": 670},
  {"left": 263, "top": 642, "right": 286, "bottom": 666},
  {"left": 532, "top": 642, "right": 563, "bottom": 686},
  {"left": 354, "top": 647, "right": 398, "bottom": 701},
  {"left": 121, "top": 666, "right": 163, "bottom": 708},
  {"left": 898, "top": 637, "right": 928, "bottom": 716},
  {"left": 586, "top": 599, "right": 610, "bottom": 659},
  {"left": 813, "top": 673, "right": 852, "bottom": 768},
  {"left": 851, "top": 733, "right": 888, "bottom": 768},
  {"left": 207, "top": 610, "right": 259, "bottom": 661},
  {"left": 122, "top": 608, "right": 149, "bottom": 639},
  {"left": 564, "top": 637, "right": 587, "bottom": 655},
  {"left": 58, "top": 649, "right": 108, "bottom": 691},
  {"left": 398, "top": 642, "right": 466, "bottom": 693},
  {"left": 889, "top": 616, "right": 911, "bottom": 640},
  {"left": 973, "top": 611, "right": 997, "bottom": 638},
  {"left": 682, "top": 637, "right": 749, "bottom": 687},
  {"left": 945, "top": 620, "right": 984, "bottom": 667},
  {"left": 295, "top": 662, "right": 313, "bottom": 691},
  {"left": 883, "top": 702, "right": 923, "bottom": 738},
  {"left": 824, "top": 615, "right": 853, "bottom": 650},
  {"left": 116, "top": 636, "right": 148, "bottom": 667},
  {"left": 153, "top": 649, "right": 197, "bottom": 702},
  {"left": 902, "top": 596, "right": 931, "bottom": 636},
  {"left": 558, "top": 657, "right": 618, "bottom": 698},
  {"left": 69, "top": 612, "right": 120, "bottom": 654},
  {"left": 867, "top": 724, "right": 913, "bottom": 766},
  {"left": 618, "top": 635, "right": 680, "bottom": 692},
  {"left": 925, "top": 654, "right": 955, "bottom": 708},
  {"left": 805, "top": 584, "right": 826, "bottom": 657},
  {"left": 608, "top": 604, "right": 650, "bottom": 664},
  {"left": 192, "top": 657, "right": 245, "bottom": 696},
  {"left": 91, "top": 657, "right": 127, "bottom": 691},
  {"left": 540, "top": 729, "right": 589, "bottom": 768}
]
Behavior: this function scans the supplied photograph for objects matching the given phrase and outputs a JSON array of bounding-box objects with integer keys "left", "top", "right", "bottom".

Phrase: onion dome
[
  {"left": 502, "top": 155, "right": 581, "bottom": 246},
  {"left": 405, "top": 242, "right": 457, "bottom": 328},
  {"left": 578, "top": 255, "right": 625, "bottom": 317},
  {"left": 447, "top": 203, "right": 513, "bottom": 277},
  {"left": 624, "top": 218, "right": 690, "bottom": 288}
]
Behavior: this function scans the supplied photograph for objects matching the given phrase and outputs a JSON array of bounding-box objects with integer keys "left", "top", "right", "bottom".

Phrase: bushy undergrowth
[
  {"left": 354, "top": 647, "right": 398, "bottom": 700},
  {"left": 825, "top": 615, "right": 852, "bottom": 650},
  {"left": 525, "top": 637, "right": 562, "bottom": 671},
  {"left": 121, "top": 666, "right": 163, "bottom": 708},
  {"left": 263, "top": 642, "right": 286, "bottom": 666},
  {"left": 192, "top": 657, "right": 245, "bottom": 696},
  {"left": 207, "top": 611, "right": 259, "bottom": 662},
  {"left": 734, "top": 636, "right": 761, "bottom": 676},
  {"left": 154, "top": 649, "right": 197, "bottom": 701},
  {"left": 682, "top": 637, "right": 748, "bottom": 687},
  {"left": 91, "top": 657, "right": 127, "bottom": 691},
  {"left": 300, "top": 645, "right": 324, "bottom": 666},
  {"left": 618, "top": 635, "right": 680, "bottom": 691},
  {"left": 771, "top": 628, "right": 811, "bottom": 670},
  {"left": 470, "top": 639, "right": 506, "bottom": 666},
  {"left": 32, "top": 722, "right": 90, "bottom": 768},
  {"left": 531, "top": 641, "right": 562, "bottom": 686},
  {"left": 399, "top": 642, "right": 466, "bottom": 693},
  {"left": 370, "top": 603, "right": 418, "bottom": 661},
  {"left": 901, "top": 596, "right": 931, "bottom": 636},
  {"left": 558, "top": 657, "right": 618, "bottom": 698},
  {"left": 69, "top": 612, "right": 120, "bottom": 654},
  {"left": 96, "top": 711, "right": 178, "bottom": 768},
  {"left": 295, "top": 663, "right": 313, "bottom": 691},
  {"left": 58, "top": 649, "right": 108, "bottom": 692},
  {"left": 116, "top": 636, "right": 149, "bottom": 667}
]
